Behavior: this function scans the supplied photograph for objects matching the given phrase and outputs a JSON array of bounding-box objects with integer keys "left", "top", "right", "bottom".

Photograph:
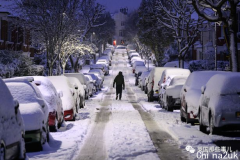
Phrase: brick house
[{"left": 0, "top": 11, "right": 39, "bottom": 57}]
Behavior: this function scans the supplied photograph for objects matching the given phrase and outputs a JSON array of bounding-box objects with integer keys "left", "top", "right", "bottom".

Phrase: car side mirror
[
  {"left": 184, "top": 88, "right": 187, "bottom": 92},
  {"left": 201, "top": 86, "right": 206, "bottom": 94},
  {"left": 14, "top": 100, "right": 19, "bottom": 114},
  {"left": 75, "top": 85, "right": 78, "bottom": 90},
  {"left": 57, "top": 90, "right": 63, "bottom": 98}
]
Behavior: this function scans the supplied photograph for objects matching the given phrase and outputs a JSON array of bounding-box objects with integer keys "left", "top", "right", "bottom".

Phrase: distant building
[{"left": 112, "top": 8, "right": 128, "bottom": 46}]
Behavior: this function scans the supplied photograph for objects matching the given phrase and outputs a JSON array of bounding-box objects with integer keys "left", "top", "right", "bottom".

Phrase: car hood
[{"left": 19, "top": 102, "right": 44, "bottom": 131}]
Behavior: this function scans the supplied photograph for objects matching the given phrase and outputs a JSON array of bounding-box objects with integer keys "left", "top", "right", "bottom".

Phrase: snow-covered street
[{"left": 26, "top": 52, "right": 240, "bottom": 160}]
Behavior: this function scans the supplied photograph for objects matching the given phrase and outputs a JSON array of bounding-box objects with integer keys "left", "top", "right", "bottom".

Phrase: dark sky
[{"left": 96, "top": 0, "right": 142, "bottom": 13}]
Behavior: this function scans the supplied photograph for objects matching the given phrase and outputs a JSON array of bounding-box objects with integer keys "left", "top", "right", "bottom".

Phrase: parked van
[{"left": 146, "top": 67, "right": 171, "bottom": 102}]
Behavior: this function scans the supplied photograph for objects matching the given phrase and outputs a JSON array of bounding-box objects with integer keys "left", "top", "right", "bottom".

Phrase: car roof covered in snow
[
  {"left": 205, "top": 73, "right": 240, "bottom": 95},
  {"left": 64, "top": 73, "right": 87, "bottom": 84},
  {"left": 184, "top": 71, "right": 229, "bottom": 90}
]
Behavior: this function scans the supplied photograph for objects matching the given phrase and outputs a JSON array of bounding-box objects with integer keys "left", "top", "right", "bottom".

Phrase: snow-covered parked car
[
  {"left": 135, "top": 66, "right": 148, "bottom": 77},
  {"left": 97, "top": 57, "right": 110, "bottom": 67},
  {"left": 84, "top": 75, "right": 95, "bottom": 96},
  {"left": 64, "top": 73, "right": 90, "bottom": 100},
  {"left": 99, "top": 55, "right": 111, "bottom": 66},
  {"left": 180, "top": 71, "right": 228, "bottom": 124},
  {"left": 130, "top": 57, "right": 144, "bottom": 66},
  {"left": 132, "top": 61, "right": 145, "bottom": 73},
  {"left": 4, "top": 78, "right": 49, "bottom": 151},
  {"left": 198, "top": 73, "right": 240, "bottom": 134},
  {"left": 89, "top": 69, "right": 104, "bottom": 80},
  {"left": 0, "top": 78, "right": 26, "bottom": 159},
  {"left": 115, "top": 45, "right": 126, "bottom": 54},
  {"left": 128, "top": 52, "right": 139, "bottom": 59},
  {"left": 139, "top": 70, "right": 151, "bottom": 91},
  {"left": 96, "top": 63, "right": 109, "bottom": 75},
  {"left": 158, "top": 68, "right": 191, "bottom": 105},
  {"left": 134, "top": 66, "right": 148, "bottom": 86},
  {"left": 90, "top": 64, "right": 104, "bottom": 72},
  {"left": 103, "top": 49, "right": 113, "bottom": 60},
  {"left": 67, "top": 77, "right": 85, "bottom": 109},
  {"left": 33, "top": 76, "right": 64, "bottom": 132},
  {"left": 160, "top": 75, "right": 188, "bottom": 111},
  {"left": 48, "top": 76, "right": 77, "bottom": 121},
  {"left": 84, "top": 73, "right": 103, "bottom": 91}
]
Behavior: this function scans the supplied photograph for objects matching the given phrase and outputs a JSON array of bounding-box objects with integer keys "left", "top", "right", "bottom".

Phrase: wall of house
[
  {"left": 113, "top": 10, "right": 128, "bottom": 46},
  {"left": 0, "top": 12, "right": 38, "bottom": 57}
]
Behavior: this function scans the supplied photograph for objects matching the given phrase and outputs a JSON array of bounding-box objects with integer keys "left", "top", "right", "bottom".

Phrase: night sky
[{"left": 96, "top": 0, "right": 142, "bottom": 13}]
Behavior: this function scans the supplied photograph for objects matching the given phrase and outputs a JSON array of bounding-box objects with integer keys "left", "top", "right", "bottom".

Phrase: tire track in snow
[
  {"left": 76, "top": 78, "right": 114, "bottom": 160},
  {"left": 124, "top": 59, "right": 189, "bottom": 160}
]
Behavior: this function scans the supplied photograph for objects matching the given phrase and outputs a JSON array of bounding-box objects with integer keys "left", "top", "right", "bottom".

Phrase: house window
[
  {"left": 7, "top": 22, "right": 12, "bottom": 41},
  {"left": 119, "top": 30, "right": 124, "bottom": 36},
  {"left": 121, "top": 21, "right": 125, "bottom": 26}
]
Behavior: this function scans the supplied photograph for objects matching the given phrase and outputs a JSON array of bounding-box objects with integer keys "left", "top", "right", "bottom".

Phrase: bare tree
[
  {"left": 156, "top": 0, "right": 203, "bottom": 68},
  {"left": 16, "top": 0, "right": 104, "bottom": 75},
  {"left": 192, "top": 0, "right": 240, "bottom": 72}
]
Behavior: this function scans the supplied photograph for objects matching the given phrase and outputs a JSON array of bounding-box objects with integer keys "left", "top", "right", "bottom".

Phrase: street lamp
[{"left": 91, "top": 32, "right": 95, "bottom": 43}]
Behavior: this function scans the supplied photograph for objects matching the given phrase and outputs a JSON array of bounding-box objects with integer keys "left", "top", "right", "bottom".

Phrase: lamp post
[{"left": 91, "top": 32, "right": 95, "bottom": 43}]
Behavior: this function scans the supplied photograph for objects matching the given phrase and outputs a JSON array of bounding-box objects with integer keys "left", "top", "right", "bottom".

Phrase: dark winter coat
[{"left": 113, "top": 72, "right": 125, "bottom": 89}]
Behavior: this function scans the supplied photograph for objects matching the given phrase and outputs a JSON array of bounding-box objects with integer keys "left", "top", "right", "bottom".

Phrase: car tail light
[
  {"left": 49, "top": 111, "right": 57, "bottom": 126},
  {"left": 163, "top": 76, "right": 166, "bottom": 83},
  {"left": 64, "top": 109, "right": 74, "bottom": 120},
  {"left": 133, "top": 69, "right": 135, "bottom": 73},
  {"left": 221, "top": 117, "right": 225, "bottom": 121}
]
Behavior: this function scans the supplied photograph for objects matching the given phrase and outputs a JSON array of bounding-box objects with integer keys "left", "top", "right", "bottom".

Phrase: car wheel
[
  {"left": 46, "top": 123, "right": 50, "bottom": 142},
  {"left": 86, "top": 94, "right": 89, "bottom": 100},
  {"left": 185, "top": 105, "right": 192, "bottom": 124},
  {"left": 0, "top": 144, "right": 5, "bottom": 160},
  {"left": 150, "top": 92, "right": 154, "bottom": 102},
  {"left": 19, "top": 134, "right": 26, "bottom": 160},
  {"left": 49, "top": 117, "right": 58, "bottom": 132},
  {"left": 147, "top": 94, "right": 150, "bottom": 102},
  {"left": 166, "top": 104, "right": 173, "bottom": 112},
  {"left": 180, "top": 115, "right": 185, "bottom": 122},
  {"left": 209, "top": 114, "right": 219, "bottom": 135},
  {"left": 199, "top": 110, "right": 207, "bottom": 133},
  {"left": 145, "top": 86, "right": 148, "bottom": 94},
  {"left": 166, "top": 97, "right": 173, "bottom": 112}
]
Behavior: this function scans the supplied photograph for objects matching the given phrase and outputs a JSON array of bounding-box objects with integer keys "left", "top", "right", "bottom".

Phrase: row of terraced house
[{"left": 0, "top": 11, "right": 40, "bottom": 58}]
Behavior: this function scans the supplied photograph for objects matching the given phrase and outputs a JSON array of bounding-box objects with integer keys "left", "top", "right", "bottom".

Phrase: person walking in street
[{"left": 113, "top": 71, "right": 125, "bottom": 100}]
